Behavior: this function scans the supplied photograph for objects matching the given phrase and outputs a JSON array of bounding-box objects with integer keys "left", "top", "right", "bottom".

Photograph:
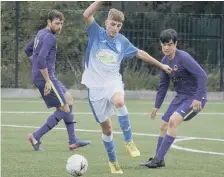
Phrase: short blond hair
[{"left": 107, "top": 8, "right": 124, "bottom": 23}]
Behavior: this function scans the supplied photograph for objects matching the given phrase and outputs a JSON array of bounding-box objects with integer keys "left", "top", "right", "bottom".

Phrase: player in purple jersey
[
  {"left": 24, "top": 10, "right": 90, "bottom": 151},
  {"left": 140, "top": 29, "right": 207, "bottom": 168}
]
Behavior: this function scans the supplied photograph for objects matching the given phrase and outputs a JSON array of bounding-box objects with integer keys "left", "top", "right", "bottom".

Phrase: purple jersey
[
  {"left": 24, "top": 29, "right": 57, "bottom": 82},
  {"left": 155, "top": 49, "right": 207, "bottom": 109}
]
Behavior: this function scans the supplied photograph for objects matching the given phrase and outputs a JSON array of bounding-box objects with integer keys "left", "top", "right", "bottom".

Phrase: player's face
[
  {"left": 105, "top": 19, "right": 123, "bottom": 38},
  {"left": 160, "top": 40, "right": 177, "bottom": 57},
  {"left": 48, "top": 18, "right": 64, "bottom": 34}
]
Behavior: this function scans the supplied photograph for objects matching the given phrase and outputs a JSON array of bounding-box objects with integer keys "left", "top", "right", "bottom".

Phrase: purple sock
[
  {"left": 156, "top": 134, "right": 175, "bottom": 161},
  {"left": 63, "top": 105, "right": 76, "bottom": 145},
  {"left": 34, "top": 111, "right": 66, "bottom": 141},
  {"left": 156, "top": 136, "right": 164, "bottom": 154}
]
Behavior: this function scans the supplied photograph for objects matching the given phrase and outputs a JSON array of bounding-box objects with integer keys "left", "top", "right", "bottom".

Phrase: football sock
[
  {"left": 156, "top": 134, "right": 175, "bottom": 160},
  {"left": 63, "top": 107, "right": 77, "bottom": 145},
  {"left": 156, "top": 136, "right": 164, "bottom": 154},
  {"left": 102, "top": 134, "right": 117, "bottom": 162},
  {"left": 117, "top": 105, "right": 132, "bottom": 142},
  {"left": 34, "top": 111, "right": 67, "bottom": 141}
]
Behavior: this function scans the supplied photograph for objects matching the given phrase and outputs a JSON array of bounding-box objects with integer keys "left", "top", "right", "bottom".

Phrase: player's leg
[
  {"left": 88, "top": 89, "right": 123, "bottom": 174},
  {"left": 28, "top": 80, "right": 69, "bottom": 150},
  {"left": 63, "top": 90, "right": 91, "bottom": 150},
  {"left": 156, "top": 98, "right": 207, "bottom": 162},
  {"left": 155, "top": 112, "right": 183, "bottom": 160},
  {"left": 140, "top": 97, "right": 182, "bottom": 167},
  {"left": 111, "top": 91, "right": 140, "bottom": 158},
  {"left": 154, "top": 97, "right": 184, "bottom": 157},
  {"left": 144, "top": 98, "right": 207, "bottom": 168},
  {"left": 100, "top": 119, "right": 123, "bottom": 174},
  {"left": 156, "top": 121, "right": 168, "bottom": 153}
]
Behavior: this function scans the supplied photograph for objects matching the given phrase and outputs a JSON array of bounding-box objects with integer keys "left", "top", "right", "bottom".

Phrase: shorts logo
[{"left": 181, "top": 110, "right": 186, "bottom": 114}]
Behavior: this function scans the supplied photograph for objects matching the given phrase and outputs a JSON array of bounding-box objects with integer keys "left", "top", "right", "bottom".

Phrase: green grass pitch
[{"left": 1, "top": 99, "right": 224, "bottom": 177}]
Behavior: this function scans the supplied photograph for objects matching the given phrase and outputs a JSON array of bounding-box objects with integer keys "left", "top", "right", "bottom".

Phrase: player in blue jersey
[
  {"left": 24, "top": 10, "right": 91, "bottom": 151},
  {"left": 82, "top": 2, "right": 172, "bottom": 174},
  {"left": 140, "top": 29, "right": 207, "bottom": 168}
]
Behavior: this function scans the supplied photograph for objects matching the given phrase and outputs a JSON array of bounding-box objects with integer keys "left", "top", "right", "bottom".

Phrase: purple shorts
[
  {"left": 33, "top": 79, "right": 67, "bottom": 108},
  {"left": 162, "top": 96, "right": 207, "bottom": 122}
]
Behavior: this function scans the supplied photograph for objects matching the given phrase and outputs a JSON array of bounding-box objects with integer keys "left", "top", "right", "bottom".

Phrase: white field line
[
  {"left": 1, "top": 111, "right": 224, "bottom": 115},
  {"left": 2, "top": 100, "right": 224, "bottom": 105},
  {"left": 2, "top": 124, "right": 224, "bottom": 156}
]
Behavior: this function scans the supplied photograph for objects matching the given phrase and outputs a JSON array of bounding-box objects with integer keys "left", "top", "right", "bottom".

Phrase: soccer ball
[{"left": 66, "top": 154, "right": 88, "bottom": 176}]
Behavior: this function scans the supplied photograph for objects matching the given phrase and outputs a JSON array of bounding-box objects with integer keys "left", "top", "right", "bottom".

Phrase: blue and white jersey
[{"left": 81, "top": 20, "right": 138, "bottom": 88}]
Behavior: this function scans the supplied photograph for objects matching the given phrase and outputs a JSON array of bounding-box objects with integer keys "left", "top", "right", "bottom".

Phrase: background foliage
[{"left": 1, "top": 1, "right": 224, "bottom": 91}]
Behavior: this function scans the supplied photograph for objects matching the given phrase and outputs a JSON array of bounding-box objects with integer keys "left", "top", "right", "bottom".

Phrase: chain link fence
[{"left": 1, "top": 2, "right": 224, "bottom": 91}]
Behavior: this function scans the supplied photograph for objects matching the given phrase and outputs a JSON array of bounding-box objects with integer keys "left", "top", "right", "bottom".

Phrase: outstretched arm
[
  {"left": 83, "top": 1, "right": 102, "bottom": 26},
  {"left": 136, "top": 49, "right": 172, "bottom": 73}
]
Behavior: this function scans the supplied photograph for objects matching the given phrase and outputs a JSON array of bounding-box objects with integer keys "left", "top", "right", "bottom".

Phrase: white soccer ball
[{"left": 66, "top": 154, "right": 88, "bottom": 176}]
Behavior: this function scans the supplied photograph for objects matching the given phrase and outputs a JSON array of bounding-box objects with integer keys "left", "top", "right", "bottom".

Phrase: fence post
[
  {"left": 15, "top": 1, "right": 19, "bottom": 88},
  {"left": 220, "top": 13, "right": 224, "bottom": 92}
]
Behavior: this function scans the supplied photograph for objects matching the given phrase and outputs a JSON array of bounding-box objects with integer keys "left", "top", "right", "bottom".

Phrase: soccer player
[
  {"left": 24, "top": 10, "right": 91, "bottom": 151},
  {"left": 82, "top": 2, "right": 172, "bottom": 174},
  {"left": 140, "top": 29, "right": 207, "bottom": 168}
]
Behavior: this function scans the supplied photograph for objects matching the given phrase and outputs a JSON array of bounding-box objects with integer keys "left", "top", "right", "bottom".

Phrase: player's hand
[
  {"left": 151, "top": 108, "right": 158, "bottom": 120},
  {"left": 161, "top": 64, "right": 172, "bottom": 74},
  {"left": 44, "top": 81, "right": 52, "bottom": 96},
  {"left": 190, "top": 100, "right": 202, "bottom": 112}
]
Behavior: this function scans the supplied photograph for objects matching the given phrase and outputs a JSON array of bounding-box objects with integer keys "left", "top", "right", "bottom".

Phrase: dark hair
[
  {"left": 48, "top": 10, "right": 64, "bottom": 21},
  {"left": 159, "top": 29, "right": 178, "bottom": 44}
]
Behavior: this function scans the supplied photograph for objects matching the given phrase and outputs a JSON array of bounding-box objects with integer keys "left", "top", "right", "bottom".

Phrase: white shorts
[{"left": 88, "top": 85, "right": 124, "bottom": 123}]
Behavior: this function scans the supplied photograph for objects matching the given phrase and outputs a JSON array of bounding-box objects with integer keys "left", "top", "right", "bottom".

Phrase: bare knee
[
  {"left": 111, "top": 92, "right": 125, "bottom": 108},
  {"left": 65, "top": 91, "right": 73, "bottom": 106},
  {"left": 113, "top": 97, "right": 125, "bottom": 108},
  {"left": 168, "top": 112, "right": 183, "bottom": 129},
  {"left": 115, "top": 101, "right": 124, "bottom": 108},
  {"left": 57, "top": 104, "right": 70, "bottom": 113},
  {"left": 101, "top": 120, "right": 112, "bottom": 136},
  {"left": 159, "top": 122, "right": 168, "bottom": 136},
  {"left": 160, "top": 123, "right": 168, "bottom": 133},
  {"left": 168, "top": 118, "right": 178, "bottom": 129}
]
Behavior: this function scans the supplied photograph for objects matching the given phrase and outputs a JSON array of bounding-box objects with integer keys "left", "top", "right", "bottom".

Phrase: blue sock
[
  {"left": 156, "top": 134, "right": 175, "bottom": 160},
  {"left": 117, "top": 105, "right": 132, "bottom": 142},
  {"left": 102, "top": 134, "right": 117, "bottom": 162},
  {"left": 34, "top": 111, "right": 67, "bottom": 141}
]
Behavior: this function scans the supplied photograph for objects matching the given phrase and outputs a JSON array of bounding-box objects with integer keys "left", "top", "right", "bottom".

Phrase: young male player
[
  {"left": 140, "top": 29, "right": 207, "bottom": 168},
  {"left": 24, "top": 10, "right": 91, "bottom": 151},
  {"left": 82, "top": 2, "right": 172, "bottom": 174}
]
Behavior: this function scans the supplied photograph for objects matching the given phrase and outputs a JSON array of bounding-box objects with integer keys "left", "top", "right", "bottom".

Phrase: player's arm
[
  {"left": 155, "top": 70, "right": 170, "bottom": 109},
  {"left": 182, "top": 55, "right": 207, "bottom": 105},
  {"left": 136, "top": 50, "right": 172, "bottom": 73},
  {"left": 83, "top": 1, "right": 102, "bottom": 26},
  {"left": 37, "top": 35, "right": 54, "bottom": 83},
  {"left": 37, "top": 34, "right": 55, "bottom": 95},
  {"left": 122, "top": 38, "right": 172, "bottom": 73},
  {"left": 151, "top": 67, "right": 170, "bottom": 119},
  {"left": 24, "top": 38, "right": 34, "bottom": 58},
  {"left": 151, "top": 70, "right": 170, "bottom": 119}
]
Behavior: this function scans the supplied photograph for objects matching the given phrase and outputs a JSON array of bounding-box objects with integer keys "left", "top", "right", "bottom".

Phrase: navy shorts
[
  {"left": 162, "top": 96, "right": 207, "bottom": 122},
  {"left": 33, "top": 79, "right": 67, "bottom": 108}
]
